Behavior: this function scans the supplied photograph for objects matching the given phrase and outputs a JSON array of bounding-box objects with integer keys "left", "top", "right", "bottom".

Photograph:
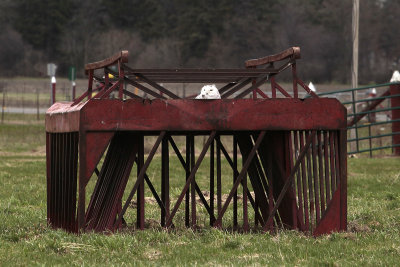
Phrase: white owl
[
  {"left": 195, "top": 84, "right": 221, "bottom": 99},
  {"left": 390, "top": 70, "right": 400, "bottom": 83}
]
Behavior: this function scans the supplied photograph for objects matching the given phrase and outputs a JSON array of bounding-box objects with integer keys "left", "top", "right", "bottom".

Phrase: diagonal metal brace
[
  {"left": 114, "top": 131, "right": 166, "bottom": 228},
  {"left": 263, "top": 130, "right": 316, "bottom": 232},
  {"left": 213, "top": 130, "right": 266, "bottom": 227},
  {"left": 168, "top": 136, "right": 216, "bottom": 222},
  {"left": 166, "top": 131, "right": 217, "bottom": 227}
]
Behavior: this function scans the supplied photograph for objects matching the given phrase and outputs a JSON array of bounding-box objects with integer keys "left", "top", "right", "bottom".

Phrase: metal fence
[{"left": 318, "top": 82, "right": 400, "bottom": 157}]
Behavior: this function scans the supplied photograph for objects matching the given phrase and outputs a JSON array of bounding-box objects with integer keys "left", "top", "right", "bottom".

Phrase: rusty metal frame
[{"left": 46, "top": 47, "right": 347, "bottom": 236}]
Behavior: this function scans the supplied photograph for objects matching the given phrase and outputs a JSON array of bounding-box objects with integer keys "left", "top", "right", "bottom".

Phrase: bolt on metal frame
[{"left": 46, "top": 47, "right": 347, "bottom": 236}]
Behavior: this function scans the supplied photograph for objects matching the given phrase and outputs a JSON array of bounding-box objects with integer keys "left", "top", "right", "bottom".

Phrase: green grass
[{"left": 1, "top": 118, "right": 400, "bottom": 266}]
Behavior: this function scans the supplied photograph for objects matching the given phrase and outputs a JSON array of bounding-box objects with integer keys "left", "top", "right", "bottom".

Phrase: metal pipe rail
[{"left": 318, "top": 82, "right": 400, "bottom": 156}]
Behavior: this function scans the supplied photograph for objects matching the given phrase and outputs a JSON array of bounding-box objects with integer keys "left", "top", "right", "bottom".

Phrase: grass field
[{"left": 1, "top": 117, "right": 400, "bottom": 266}]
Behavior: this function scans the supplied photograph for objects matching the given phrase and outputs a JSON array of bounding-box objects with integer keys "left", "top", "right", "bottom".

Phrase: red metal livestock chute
[{"left": 46, "top": 47, "right": 347, "bottom": 236}]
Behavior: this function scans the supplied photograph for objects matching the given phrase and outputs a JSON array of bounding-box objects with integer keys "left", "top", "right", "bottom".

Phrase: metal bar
[
  {"left": 93, "top": 81, "right": 120, "bottom": 99},
  {"left": 271, "top": 77, "right": 277, "bottom": 98},
  {"left": 347, "top": 119, "right": 400, "bottom": 129},
  {"left": 221, "top": 78, "right": 252, "bottom": 98},
  {"left": 71, "top": 133, "right": 79, "bottom": 232},
  {"left": 218, "top": 82, "right": 238, "bottom": 94},
  {"left": 256, "top": 88, "right": 269, "bottom": 99},
  {"left": 129, "top": 72, "right": 180, "bottom": 99},
  {"left": 194, "top": 183, "right": 216, "bottom": 223},
  {"left": 347, "top": 90, "right": 392, "bottom": 127},
  {"left": 390, "top": 83, "right": 400, "bottom": 155},
  {"left": 305, "top": 131, "right": 314, "bottom": 231},
  {"left": 104, "top": 69, "right": 110, "bottom": 94},
  {"left": 348, "top": 144, "right": 400, "bottom": 154},
  {"left": 233, "top": 136, "right": 238, "bottom": 228},
  {"left": 144, "top": 172, "right": 164, "bottom": 213},
  {"left": 273, "top": 81, "right": 292, "bottom": 98},
  {"left": 317, "top": 131, "right": 325, "bottom": 213},
  {"left": 294, "top": 131, "right": 305, "bottom": 230},
  {"left": 329, "top": 132, "right": 337, "bottom": 195},
  {"left": 166, "top": 131, "right": 217, "bottom": 227},
  {"left": 267, "top": 143, "right": 275, "bottom": 229},
  {"left": 217, "top": 136, "right": 264, "bottom": 225},
  {"left": 297, "top": 79, "right": 318, "bottom": 98},
  {"left": 347, "top": 107, "right": 399, "bottom": 118},
  {"left": 243, "top": 155, "right": 249, "bottom": 231},
  {"left": 292, "top": 63, "right": 298, "bottom": 98},
  {"left": 191, "top": 135, "right": 196, "bottom": 227},
  {"left": 299, "top": 131, "right": 309, "bottom": 231},
  {"left": 347, "top": 131, "right": 400, "bottom": 142},
  {"left": 317, "top": 82, "right": 397, "bottom": 96},
  {"left": 210, "top": 139, "right": 215, "bottom": 226},
  {"left": 161, "top": 135, "right": 169, "bottom": 227},
  {"left": 252, "top": 78, "right": 257, "bottom": 99},
  {"left": 323, "top": 131, "right": 331, "bottom": 203},
  {"left": 368, "top": 124, "right": 373, "bottom": 158},
  {"left": 168, "top": 136, "right": 216, "bottom": 223},
  {"left": 214, "top": 131, "right": 266, "bottom": 227},
  {"left": 123, "top": 89, "right": 144, "bottom": 99},
  {"left": 342, "top": 93, "right": 400, "bottom": 105},
  {"left": 125, "top": 67, "right": 278, "bottom": 75},
  {"left": 334, "top": 131, "right": 340, "bottom": 189},
  {"left": 287, "top": 131, "right": 298, "bottom": 229},
  {"left": 85, "top": 135, "right": 118, "bottom": 230},
  {"left": 124, "top": 76, "right": 167, "bottom": 99},
  {"left": 88, "top": 70, "right": 93, "bottom": 100},
  {"left": 216, "top": 136, "right": 222, "bottom": 217},
  {"left": 77, "top": 131, "right": 87, "bottom": 232},
  {"left": 185, "top": 135, "right": 190, "bottom": 227},
  {"left": 238, "top": 133, "right": 270, "bottom": 223},
  {"left": 234, "top": 74, "right": 270, "bottom": 99},
  {"left": 168, "top": 136, "right": 186, "bottom": 168},
  {"left": 114, "top": 131, "right": 166, "bottom": 228},
  {"left": 137, "top": 134, "right": 145, "bottom": 230},
  {"left": 312, "top": 132, "right": 320, "bottom": 223},
  {"left": 263, "top": 131, "right": 315, "bottom": 232},
  {"left": 103, "top": 134, "right": 137, "bottom": 231},
  {"left": 46, "top": 133, "right": 52, "bottom": 225}
]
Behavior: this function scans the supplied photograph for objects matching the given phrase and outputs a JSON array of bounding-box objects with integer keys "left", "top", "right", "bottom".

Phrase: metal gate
[{"left": 318, "top": 82, "right": 400, "bottom": 156}]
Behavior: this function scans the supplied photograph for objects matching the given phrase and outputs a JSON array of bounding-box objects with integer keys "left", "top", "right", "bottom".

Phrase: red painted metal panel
[
  {"left": 77, "top": 98, "right": 346, "bottom": 132},
  {"left": 390, "top": 84, "right": 400, "bottom": 155},
  {"left": 46, "top": 102, "right": 84, "bottom": 132},
  {"left": 84, "top": 131, "right": 114, "bottom": 186},
  {"left": 313, "top": 188, "right": 341, "bottom": 237}
]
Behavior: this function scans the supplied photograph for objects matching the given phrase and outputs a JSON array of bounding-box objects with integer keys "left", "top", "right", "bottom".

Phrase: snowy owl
[
  {"left": 390, "top": 70, "right": 400, "bottom": 82},
  {"left": 195, "top": 84, "right": 221, "bottom": 99}
]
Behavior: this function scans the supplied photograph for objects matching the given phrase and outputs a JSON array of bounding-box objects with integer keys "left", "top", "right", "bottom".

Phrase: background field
[{"left": 0, "top": 116, "right": 399, "bottom": 266}]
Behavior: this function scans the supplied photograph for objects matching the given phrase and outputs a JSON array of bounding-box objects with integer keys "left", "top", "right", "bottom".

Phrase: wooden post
[
  {"left": 350, "top": 0, "right": 359, "bottom": 153},
  {"left": 1, "top": 85, "right": 5, "bottom": 123}
]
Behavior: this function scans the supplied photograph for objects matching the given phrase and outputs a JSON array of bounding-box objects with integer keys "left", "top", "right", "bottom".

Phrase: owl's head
[{"left": 200, "top": 84, "right": 220, "bottom": 99}]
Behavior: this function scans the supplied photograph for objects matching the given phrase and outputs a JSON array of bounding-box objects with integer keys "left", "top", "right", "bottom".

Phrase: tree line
[{"left": 0, "top": 0, "right": 399, "bottom": 84}]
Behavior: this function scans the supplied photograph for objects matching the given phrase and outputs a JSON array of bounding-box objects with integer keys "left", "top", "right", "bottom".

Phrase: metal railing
[{"left": 318, "top": 82, "right": 400, "bottom": 157}]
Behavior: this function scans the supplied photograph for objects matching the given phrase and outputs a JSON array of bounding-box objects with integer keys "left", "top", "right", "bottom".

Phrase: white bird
[
  {"left": 195, "top": 84, "right": 221, "bottom": 99},
  {"left": 390, "top": 70, "right": 400, "bottom": 82},
  {"left": 308, "top": 81, "right": 317, "bottom": 92}
]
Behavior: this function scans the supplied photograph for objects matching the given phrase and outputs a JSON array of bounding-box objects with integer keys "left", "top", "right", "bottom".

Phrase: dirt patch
[
  {"left": 348, "top": 221, "right": 371, "bottom": 233},
  {"left": 0, "top": 145, "right": 46, "bottom": 157}
]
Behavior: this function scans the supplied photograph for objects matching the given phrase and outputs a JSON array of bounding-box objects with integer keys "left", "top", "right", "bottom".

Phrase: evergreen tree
[{"left": 13, "top": 0, "right": 75, "bottom": 60}]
